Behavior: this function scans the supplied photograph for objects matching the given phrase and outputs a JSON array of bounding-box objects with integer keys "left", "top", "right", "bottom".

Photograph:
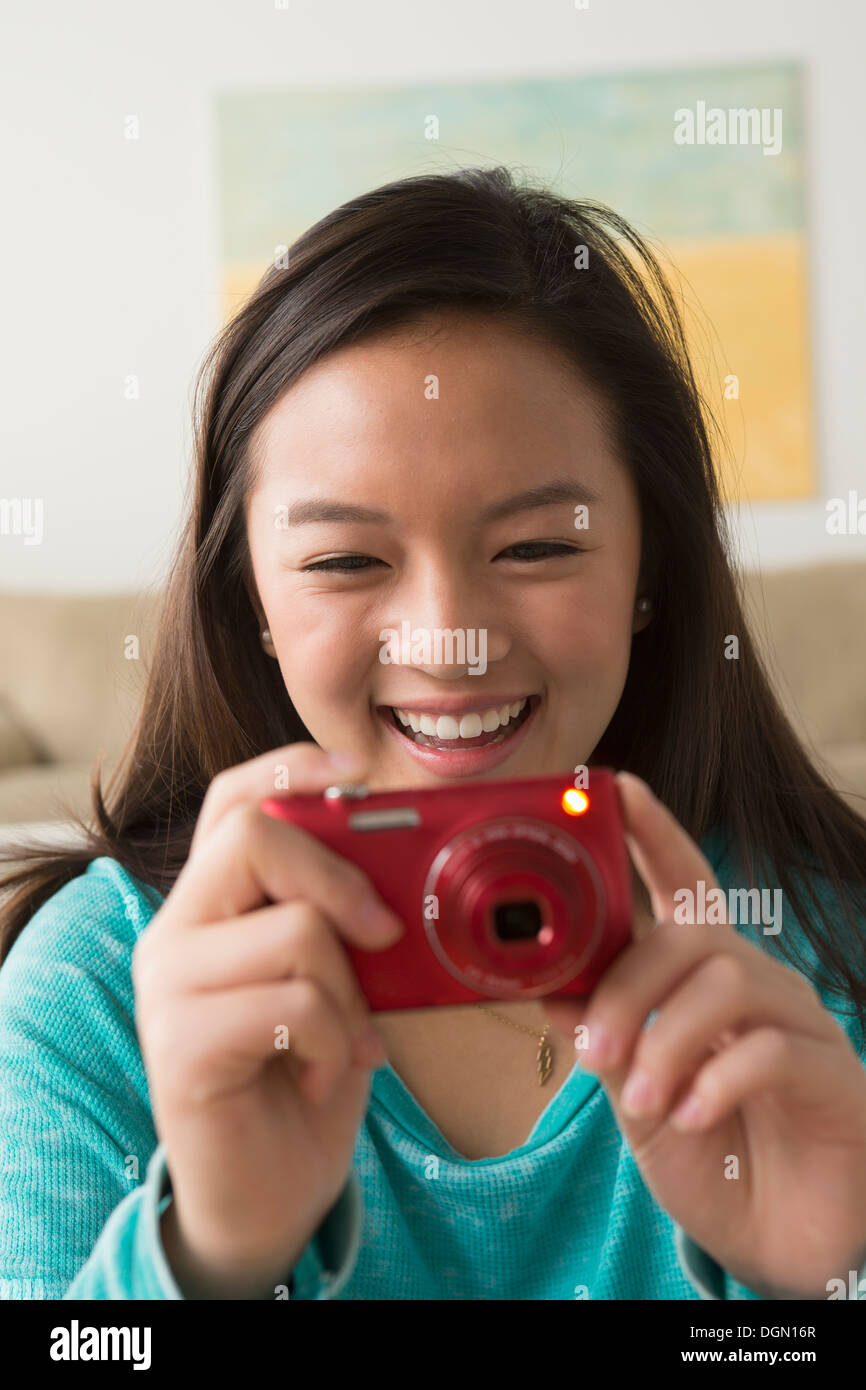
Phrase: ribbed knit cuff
[
  {"left": 290, "top": 1165, "right": 363, "bottom": 1300},
  {"left": 60, "top": 1142, "right": 185, "bottom": 1299},
  {"left": 676, "top": 1225, "right": 734, "bottom": 1300},
  {"left": 142, "top": 1143, "right": 185, "bottom": 1298},
  {"left": 147, "top": 1143, "right": 363, "bottom": 1300}
]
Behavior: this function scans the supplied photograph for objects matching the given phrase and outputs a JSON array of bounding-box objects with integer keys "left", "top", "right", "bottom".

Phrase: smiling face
[{"left": 244, "top": 309, "right": 650, "bottom": 790}]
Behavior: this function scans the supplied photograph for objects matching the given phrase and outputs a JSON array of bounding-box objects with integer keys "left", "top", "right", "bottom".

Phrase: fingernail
[
  {"left": 329, "top": 751, "right": 366, "bottom": 770},
  {"left": 671, "top": 1093, "right": 706, "bottom": 1130},
  {"left": 307, "top": 1063, "right": 335, "bottom": 1107},
  {"left": 356, "top": 1023, "right": 388, "bottom": 1067},
  {"left": 585, "top": 1026, "right": 615, "bottom": 1066},
  {"left": 621, "top": 1070, "right": 655, "bottom": 1117},
  {"left": 361, "top": 900, "right": 404, "bottom": 939},
  {"left": 617, "top": 771, "right": 656, "bottom": 801}
]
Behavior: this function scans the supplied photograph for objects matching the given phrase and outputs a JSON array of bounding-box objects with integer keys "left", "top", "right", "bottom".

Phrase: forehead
[
  {"left": 244, "top": 316, "right": 636, "bottom": 536},
  {"left": 255, "top": 309, "right": 608, "bottom": 431}
]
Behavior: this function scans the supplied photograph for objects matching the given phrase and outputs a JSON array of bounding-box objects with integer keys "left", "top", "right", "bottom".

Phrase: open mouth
[{"left": 383, "top": 694, "right": 539, "bottom": 750}]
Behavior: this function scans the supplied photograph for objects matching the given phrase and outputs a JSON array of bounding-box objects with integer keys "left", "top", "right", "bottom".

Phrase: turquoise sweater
[{"left": 1, "top": 832, "right": 864, "bottom": 1300}]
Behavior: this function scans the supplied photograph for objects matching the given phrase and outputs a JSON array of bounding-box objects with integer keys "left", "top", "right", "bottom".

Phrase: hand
[
  {"left": 544, "top": 772, "right": 866, "bottom": 1299},
  {"left": 132, "top": 741, "right": 401, "bottom": 1298}
]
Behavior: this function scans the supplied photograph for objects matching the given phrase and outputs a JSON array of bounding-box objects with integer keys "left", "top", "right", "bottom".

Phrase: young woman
[{"left": 2, "top": 165, "right": 866, "bottom": 1302}]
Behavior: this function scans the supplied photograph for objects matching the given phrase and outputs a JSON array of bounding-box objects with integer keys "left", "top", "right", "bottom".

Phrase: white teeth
[
  {"left": 435, "top": 715, "right": 461, "bottom": 739},
  {"left": 391, "top": 698, "right": 529, "bottom": 741}
]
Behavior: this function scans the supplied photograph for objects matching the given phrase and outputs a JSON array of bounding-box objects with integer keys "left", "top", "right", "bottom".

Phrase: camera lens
[
  {"left": 492, "top": 899, "right": 543, "bottom": 942},
  {"left": 421, "top": 816, "right": 604, "bottom": 998}
]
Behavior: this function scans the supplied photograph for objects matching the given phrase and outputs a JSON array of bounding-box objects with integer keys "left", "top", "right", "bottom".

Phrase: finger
[
  {"left": 542, "top": 997, "right": 588, "bottom": 1046},
  {"left": 165, "top": 805, "right": 403, "bottom": 945},
  {"left": 615, "top": 772, "right": 723, "bottom": 927},
  {"left": 666, "top": 1027, "right": 846, "bottom": 1132},
  {"left": 191, "top": 742, "right": 367, "bottom": 853},
  {"left": 174, "top": 977, "right": 356, "bottom": 1109},
  {"left": 579, "top": 918, "right": 748, "bottom": 1073},
  {"left": 158, "top": 900, "right": 380, "bottom": 1054},
  {"left": 615, "top": 953, "right": 837, "bottom": 1122}
]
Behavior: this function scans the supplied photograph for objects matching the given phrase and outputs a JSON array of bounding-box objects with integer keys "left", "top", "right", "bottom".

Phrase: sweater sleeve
[
  {"left": 59, "top": 1141, "right": 364, "bottom": 1300},
  {"left": 0, "top": 859, "right": 363, "bottom": 1301},
  {"left": 106, "top": 1142, "right": 365, "bottom": 1301}
]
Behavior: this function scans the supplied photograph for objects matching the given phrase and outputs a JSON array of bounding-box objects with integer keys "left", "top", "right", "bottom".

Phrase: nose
[{"left": 378, "top": 572, "right": 510, "bottom": 678}]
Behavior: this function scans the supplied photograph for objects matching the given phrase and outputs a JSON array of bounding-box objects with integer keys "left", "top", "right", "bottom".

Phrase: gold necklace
[{"left": 479, "top": 1006, "right": 554, "bottom": 1086}]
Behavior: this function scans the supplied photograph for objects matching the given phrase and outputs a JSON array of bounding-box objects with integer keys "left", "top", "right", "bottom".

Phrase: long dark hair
[{"left": 3, "top": 164, "right": 865, "bottom": 1043}]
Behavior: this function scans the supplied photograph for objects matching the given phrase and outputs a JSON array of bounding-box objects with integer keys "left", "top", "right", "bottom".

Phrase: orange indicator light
[{"left": 561, "top": 787, "right": 590, "bottom": 816}]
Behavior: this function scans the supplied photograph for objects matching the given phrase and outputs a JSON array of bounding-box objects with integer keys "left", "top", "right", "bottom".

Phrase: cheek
[
  {"left": 268, "top": 596, "right": 378, "bottom": 707},
  {"left": 523, "top": 579, "right": 634, "bottom": 681}
]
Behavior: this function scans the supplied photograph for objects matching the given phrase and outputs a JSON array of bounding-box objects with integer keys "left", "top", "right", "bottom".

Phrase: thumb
[{"left": 614, "top": 771, "right": 721, "bottom": 927}]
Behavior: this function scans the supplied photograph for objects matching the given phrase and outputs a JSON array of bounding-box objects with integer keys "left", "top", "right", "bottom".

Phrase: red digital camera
[{"left": 260, "top": 768, "right": 632, "bottom": 1012}]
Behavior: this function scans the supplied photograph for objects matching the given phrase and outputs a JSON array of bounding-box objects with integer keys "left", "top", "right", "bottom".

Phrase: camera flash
[{"left": 561, "top": 788, "right": 590, "bottom": 816}]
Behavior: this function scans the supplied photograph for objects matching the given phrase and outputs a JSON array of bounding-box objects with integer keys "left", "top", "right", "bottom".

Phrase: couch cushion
[
  {"left": 812, "top": 742, "right": 866, "bottom": 813},
  {"left": 0, "top": 762, "right": 99, "bottom": 825},
  {"left": 0, "top": 699, "right": 42, "bottom": 772},
  {"left": 740, "top": 561, "right": 866, "bottom": 745},
  {"left": 0, "top": 591, "right": 161, "bottom": 765}
]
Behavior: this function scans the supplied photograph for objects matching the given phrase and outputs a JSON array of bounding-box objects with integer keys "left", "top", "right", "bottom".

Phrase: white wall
[{"left": 0, "top": 0, "right": 863, "bottom": 593}]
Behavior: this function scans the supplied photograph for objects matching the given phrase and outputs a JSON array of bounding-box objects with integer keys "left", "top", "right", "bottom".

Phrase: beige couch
[
  {"left": 0, "top": 562, "right": 865, "bottom": 837},
  {"left": 0, "top": 590, "right": 161, "bottom": 834}
]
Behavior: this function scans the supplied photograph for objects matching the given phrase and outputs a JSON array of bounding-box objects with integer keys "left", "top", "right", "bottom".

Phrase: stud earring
[{"left": 636, "top": 597, "right": 651, "bottom": 613}]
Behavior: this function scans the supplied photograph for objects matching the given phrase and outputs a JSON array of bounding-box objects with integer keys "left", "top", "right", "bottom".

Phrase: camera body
[{"left": 260, "top": 769, "right": 632, "bottom": 1011}]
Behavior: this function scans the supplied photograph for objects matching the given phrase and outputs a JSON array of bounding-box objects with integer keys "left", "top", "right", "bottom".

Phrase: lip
[{"left": 377, "top": 695, "right": 540, "bottom": 778}]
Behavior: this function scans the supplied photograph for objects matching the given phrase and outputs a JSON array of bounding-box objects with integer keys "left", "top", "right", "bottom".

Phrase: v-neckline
[{"left": 368, "top": 1056, "right": 602, "bottom": 1167}]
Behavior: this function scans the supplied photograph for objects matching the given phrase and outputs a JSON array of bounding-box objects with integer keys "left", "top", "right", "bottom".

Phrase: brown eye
[
  {"left": 497, "top": 542, "right": 582, "bottom": 561},
  {"left": 302, "top": 555, "right": 384, "bottom": 572}
]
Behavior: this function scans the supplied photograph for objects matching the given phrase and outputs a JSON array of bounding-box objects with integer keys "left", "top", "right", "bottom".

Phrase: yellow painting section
[
  {"left": 660, "top": 234, "right": 815, "bottom": 501},
  {"left": 221, "top": 265, "right": 269, "bottom": 325},
  {"left": 222, "top": 234, "right": 815, "bottom": 504}
]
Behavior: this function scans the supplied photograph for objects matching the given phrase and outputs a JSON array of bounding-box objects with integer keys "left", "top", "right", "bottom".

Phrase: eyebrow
[
  {"left": 283, "top": 499, "right": 391, "bottom": 525},
  {"left": 479, "top": 478, "right": 601, "bottom": 522},
  {"left": 282, "top": 478, "right": 600, "bottom": 527}
]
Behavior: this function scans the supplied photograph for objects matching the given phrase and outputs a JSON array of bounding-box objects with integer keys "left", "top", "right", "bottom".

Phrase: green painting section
[{"left": 215, "top": 61, "right": 803, "bottom": 263}]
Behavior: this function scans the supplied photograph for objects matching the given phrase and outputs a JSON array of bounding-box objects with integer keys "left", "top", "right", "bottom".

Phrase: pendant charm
[{"left": 537, "top": 1030, "right": 553, "bottom": 1085}]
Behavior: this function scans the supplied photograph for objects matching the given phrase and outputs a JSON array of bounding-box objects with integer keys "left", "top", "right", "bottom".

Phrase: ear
[
  {"left": 632, "top": 535, "right": 658, "bottom": 636},
  {"left": 632, "top": 595, "right": 653, "bottom": 635},
  {"left": 247, "top": 590, "right": 267, "bottom": 633},
  {"left": 241, "top": 555, "right": 278, "bottom": 657},
  {"left": 240, "top": 548, "right": 260, "bottom": 619}
]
